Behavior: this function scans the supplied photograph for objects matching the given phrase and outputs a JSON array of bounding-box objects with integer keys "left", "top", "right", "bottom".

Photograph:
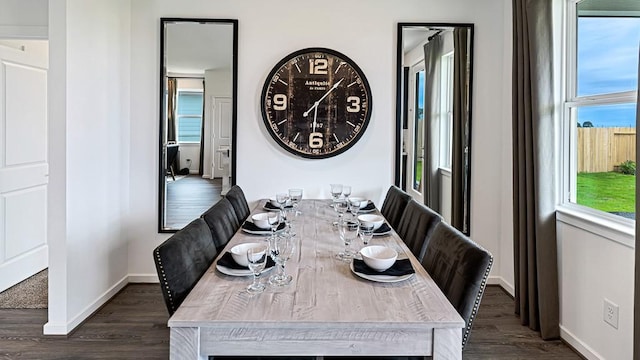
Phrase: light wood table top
[{"left": 168, "top": 199, "right": 464, "bottom": 359}]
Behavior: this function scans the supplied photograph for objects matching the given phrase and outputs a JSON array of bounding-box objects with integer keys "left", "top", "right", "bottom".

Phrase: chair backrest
[
  {"left": 224, "top": 185, "right": 251, "bottom": 222},
  {"left": 379, "top": 185, "right": 412, "bottom": 230},
  {"left": 421, "top": 222, "right": 493, "bottom": 349},
  {"left": 396, "top": 199, "right": 442, "bottom": 262},
  {"left": 153, "top": 218, "right": 218, "bottom": 316},
  {"left": 201, "top": 197, "right": 240, "bottom": 253}
]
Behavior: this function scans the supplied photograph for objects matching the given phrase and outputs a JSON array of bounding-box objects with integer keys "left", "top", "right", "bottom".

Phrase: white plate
[
  {"left": 240, "top": 221, "right": 284, "bottom": 235},
  {"left": 350, "top": 262, "right": 414, "bottom": 283},
  {"left": 216, "top": 264, "right": 274, "bottom": 277},
  {"left": 241, "top": 226, "right": 272, "bottom": 235}
]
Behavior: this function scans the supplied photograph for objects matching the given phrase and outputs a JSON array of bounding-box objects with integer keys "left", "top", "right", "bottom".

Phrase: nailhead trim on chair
[
  {"left": 462, "top": 255, "right": 494, "bottom": 349},
  {"left": 155, "top": 249, "right": 176, "bottom": 313}
]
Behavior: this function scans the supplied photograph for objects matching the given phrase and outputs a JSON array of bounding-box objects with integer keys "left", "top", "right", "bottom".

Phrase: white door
[
  {"left": 0, "top": 40, "right": 48, "bottom": 292},
  {"left": 405, "top": 62, "right": 425, "bottom": 202},
  {"left": 212, "top": 97, "right": 232, "bottom": 179}
]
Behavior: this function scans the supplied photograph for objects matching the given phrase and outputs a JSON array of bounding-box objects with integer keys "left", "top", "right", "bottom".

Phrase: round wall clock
[{"left": 261, "top": 48, "right": 372, "bottom": 159}]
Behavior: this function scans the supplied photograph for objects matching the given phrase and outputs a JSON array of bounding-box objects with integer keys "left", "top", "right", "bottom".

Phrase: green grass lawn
[{"left": 577, "top": 172, "right": 635, "bottom": 213}]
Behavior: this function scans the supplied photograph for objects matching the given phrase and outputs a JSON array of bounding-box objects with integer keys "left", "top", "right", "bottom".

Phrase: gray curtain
[
  {"left": 422, "top": 35, "right": 443, "bottom": 212},
  {"left": 451, "top": 28, "right": 468, "bottom": 232},
  {"left": 512, "top": 0, "right": 559, "bottom": 340},
  {"left": 167, "top": 77, "right": 177, "bottom": 143}
]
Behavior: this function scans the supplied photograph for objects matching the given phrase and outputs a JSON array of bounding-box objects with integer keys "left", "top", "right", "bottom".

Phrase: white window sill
[{"left": 556, "top": 205, "right": 635, "bottom": 249}]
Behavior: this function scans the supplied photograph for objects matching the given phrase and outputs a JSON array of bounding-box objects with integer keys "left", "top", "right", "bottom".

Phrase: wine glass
[
  {"left": 334, "top": 199, "right": 348, "bottom": 226},
  {"left": 336, "top": 220, "right": 359, "bottom": 262},
  {"left": 342, "top": 185, "right": 352, "bottom": 201},
  {"left": 348, "top": 198, "right": 361, "bottom": 218},
  {"left": 246, "top": 244, "right": 268, "bottom": 294},
  {"left": 330, "top": 183, "right": 343, "bottom": 203},
  {"left": 358, "top": 221, "right": 375, "bottom": 247},
  {"left": 269, "top": 233, "right": 296, "bottom": 286},
  {"left": 276, "top": 192, "right": 290, "bottom": 209},
  {"left": 269, "top": 211, "right": 282, "bottom": 241},
  {"left": 288, "top": 188, "right": 303, "bottom": 214}
]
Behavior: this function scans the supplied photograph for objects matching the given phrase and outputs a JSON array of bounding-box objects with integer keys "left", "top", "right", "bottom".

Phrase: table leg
[
  {"left": 171, "top": 327, "right": 206, "bottom": 360},
  {"left": 432, "top": 328, "right": 462, "bottom": 360}
]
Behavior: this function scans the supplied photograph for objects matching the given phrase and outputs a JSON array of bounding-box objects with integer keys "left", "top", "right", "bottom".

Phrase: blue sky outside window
[{"left": 577, "top": 16, "right": 639, "bottom": 127}]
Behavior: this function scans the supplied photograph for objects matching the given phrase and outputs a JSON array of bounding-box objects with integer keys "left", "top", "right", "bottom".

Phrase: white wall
[
  {"left": 126, "top": 0, "right": 510, "bottom": 293},
  {"left": 0, "top": 0, "right": 48, "bottom": 38},
  {"left": 558, "top": 221, "right": 634, "bottom": 360},
  {"left": 45, "top": 0, "right": 131, "bottom": 334}
]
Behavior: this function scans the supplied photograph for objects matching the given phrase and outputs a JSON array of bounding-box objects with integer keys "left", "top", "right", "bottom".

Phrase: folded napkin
[
  {"left": 361, "top": 201, "right": 376, "bottom": 211},
  {"left": 374, "top": 223, "right": 391, "bottom": 234},
  {"left": 242, "top": 221, "right": 286, "bottom": 232},
  {"left": 217, "top": 251, "right": 275, "bottom": 270},
  {"left": 353, "top": 258, "right": 415, "bottom": 276},
  {"left": 264, "top": 201, "right": 293, "bottom": 210}
]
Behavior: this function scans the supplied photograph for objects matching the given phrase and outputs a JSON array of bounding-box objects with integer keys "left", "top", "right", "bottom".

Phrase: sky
[{"left": 577, "top": 16, "right": 640, "bottom": 127}]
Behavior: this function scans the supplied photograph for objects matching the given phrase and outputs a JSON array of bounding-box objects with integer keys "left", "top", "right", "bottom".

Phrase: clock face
[{"left": 261, "top": 48, "right": 372, "bottom": 159}]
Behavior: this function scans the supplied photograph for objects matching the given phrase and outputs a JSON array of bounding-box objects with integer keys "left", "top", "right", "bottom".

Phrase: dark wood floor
[
  {"left": 166, "top": 175, "right": 222, "bottom": 229},
  {"left": 0, "top": 285, "right": 582, "bottom": 359}
]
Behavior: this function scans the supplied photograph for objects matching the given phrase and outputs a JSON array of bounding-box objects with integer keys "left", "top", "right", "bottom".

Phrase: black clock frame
[{"left": 260, "top": 47, "right": 373, "bottom": 159}]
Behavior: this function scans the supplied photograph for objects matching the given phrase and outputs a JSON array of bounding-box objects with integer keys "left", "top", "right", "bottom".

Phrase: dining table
[{"left": 168, "top": 199, "right": 465, "bottom": 359}]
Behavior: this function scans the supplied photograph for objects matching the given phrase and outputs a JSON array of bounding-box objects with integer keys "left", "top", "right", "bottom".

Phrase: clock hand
[
  {"left": 303, "top": 78, "right": 345, "bottom": 117},
  {"left": 312, "top": 105, "right": 319, "bottom": 132}
]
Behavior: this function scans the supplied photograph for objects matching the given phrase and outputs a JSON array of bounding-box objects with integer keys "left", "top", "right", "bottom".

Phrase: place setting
[
  {"left": 241, "top": 212, "right": 286, "bottom": 235},
  {"left": 350, "top": 245, "right": 415, "bottom": 283},
  {"left": 332, "top": 211, "right": 412, "bottom": 283},
  {"left": 357, "top": 214, "right": 392, "bottom": 236},
  {"left": 215, "top": 242, "right": 276, "bottom": 277}
]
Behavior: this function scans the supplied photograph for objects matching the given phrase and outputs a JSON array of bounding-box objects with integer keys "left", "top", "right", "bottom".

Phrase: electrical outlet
[{"left": 603, "top": 298, "right": 619, "bottom": 329}]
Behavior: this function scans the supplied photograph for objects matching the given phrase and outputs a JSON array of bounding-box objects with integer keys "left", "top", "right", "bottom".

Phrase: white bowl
[
  {"left": 251, "top": 212, "right": 273, "bottom": 229},
  {"left": 349, "top": 197, "right": 368, "bottom": 209},
  {"left": 357, "top": 214, "right": 384, "bottom": 230},
  {"left": 360, "top": 245, "right": 398, "bottom": 272},
  {"left": 230, "top": 243, "right": 264, "bottom": 267}
]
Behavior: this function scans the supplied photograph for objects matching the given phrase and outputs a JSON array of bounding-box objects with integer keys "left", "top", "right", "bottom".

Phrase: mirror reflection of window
[
  {"left": 177, "top": 90, "right": 204, "bottom": 143},
  {"left": 440, "top": 52, "right": 454, "bottom": 170},
  {"left": 396, "top": 23, "right": 473, "bottom": 235},
  {"left": 413, "top": 69, "right": 425, "bottom": 192}
]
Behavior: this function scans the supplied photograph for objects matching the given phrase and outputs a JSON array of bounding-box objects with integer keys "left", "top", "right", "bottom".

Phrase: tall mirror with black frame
[
  {"left": 396, "top": 23, "right": 473, "bottom": 235},
  {"left": 159, "top": 18, "right": 238, "bottom": 232}
]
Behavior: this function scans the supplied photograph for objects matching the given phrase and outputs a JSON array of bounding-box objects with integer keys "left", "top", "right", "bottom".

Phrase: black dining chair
[
  {"left": 421, "top": 222, "right": 493, "bottom": 349},
  {"left": 379, "top": 185, "right": 412, "bottom": 230},
  {"left": 201, "top": 197, "right": 241, "bottom": 253},
  {"left": 153, "top": 218, "right": 218, "bottom": 316},
  {"left": 396, "top": 199, "right": 442, "bottom": 262},
  {"left": 225, "top": 185, "right": 251, "bottom": 223}
]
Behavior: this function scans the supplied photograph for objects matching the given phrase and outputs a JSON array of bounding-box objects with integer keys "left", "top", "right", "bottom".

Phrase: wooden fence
[{"left": 577, "top": 127, "right": 636, "bottom": 173}]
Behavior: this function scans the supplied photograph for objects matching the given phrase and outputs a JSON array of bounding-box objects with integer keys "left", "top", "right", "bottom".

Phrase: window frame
[{"left": 558, "top": 0, "right": 638, "bottom": 246}]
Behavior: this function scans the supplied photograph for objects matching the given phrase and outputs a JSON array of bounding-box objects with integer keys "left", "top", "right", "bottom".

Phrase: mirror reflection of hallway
[{"left": 159, "top": 19, "right": 238, "bottom": 232}]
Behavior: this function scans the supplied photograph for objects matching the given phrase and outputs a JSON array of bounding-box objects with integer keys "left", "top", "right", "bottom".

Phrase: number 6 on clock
[{"left": 309, "top": 132, "right": 323, "bottom": 148}]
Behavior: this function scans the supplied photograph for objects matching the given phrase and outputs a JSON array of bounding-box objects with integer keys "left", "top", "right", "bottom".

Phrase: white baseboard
[
  {"left": 560, "top": 325, "right": 604, "bottom": 360},
  {"left": 43, "top": 275, "right": 129, "bottom": 335},
  {"left": 487, "top": 275, "right": 514, "bottom": 297},
  {"left": 128, "top": 274, "right": 158, "bottom": 283}
]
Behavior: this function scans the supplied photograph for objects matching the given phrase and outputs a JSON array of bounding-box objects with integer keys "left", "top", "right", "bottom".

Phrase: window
[
  {"left": 413, "top": 68, "right": 425, "bottom": 192},
  {"left": 564, "top": 0, "right": 639, "bottom": 222},
  {"left": 177, "top": 90, "right": 204, "bottom": 143}
]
